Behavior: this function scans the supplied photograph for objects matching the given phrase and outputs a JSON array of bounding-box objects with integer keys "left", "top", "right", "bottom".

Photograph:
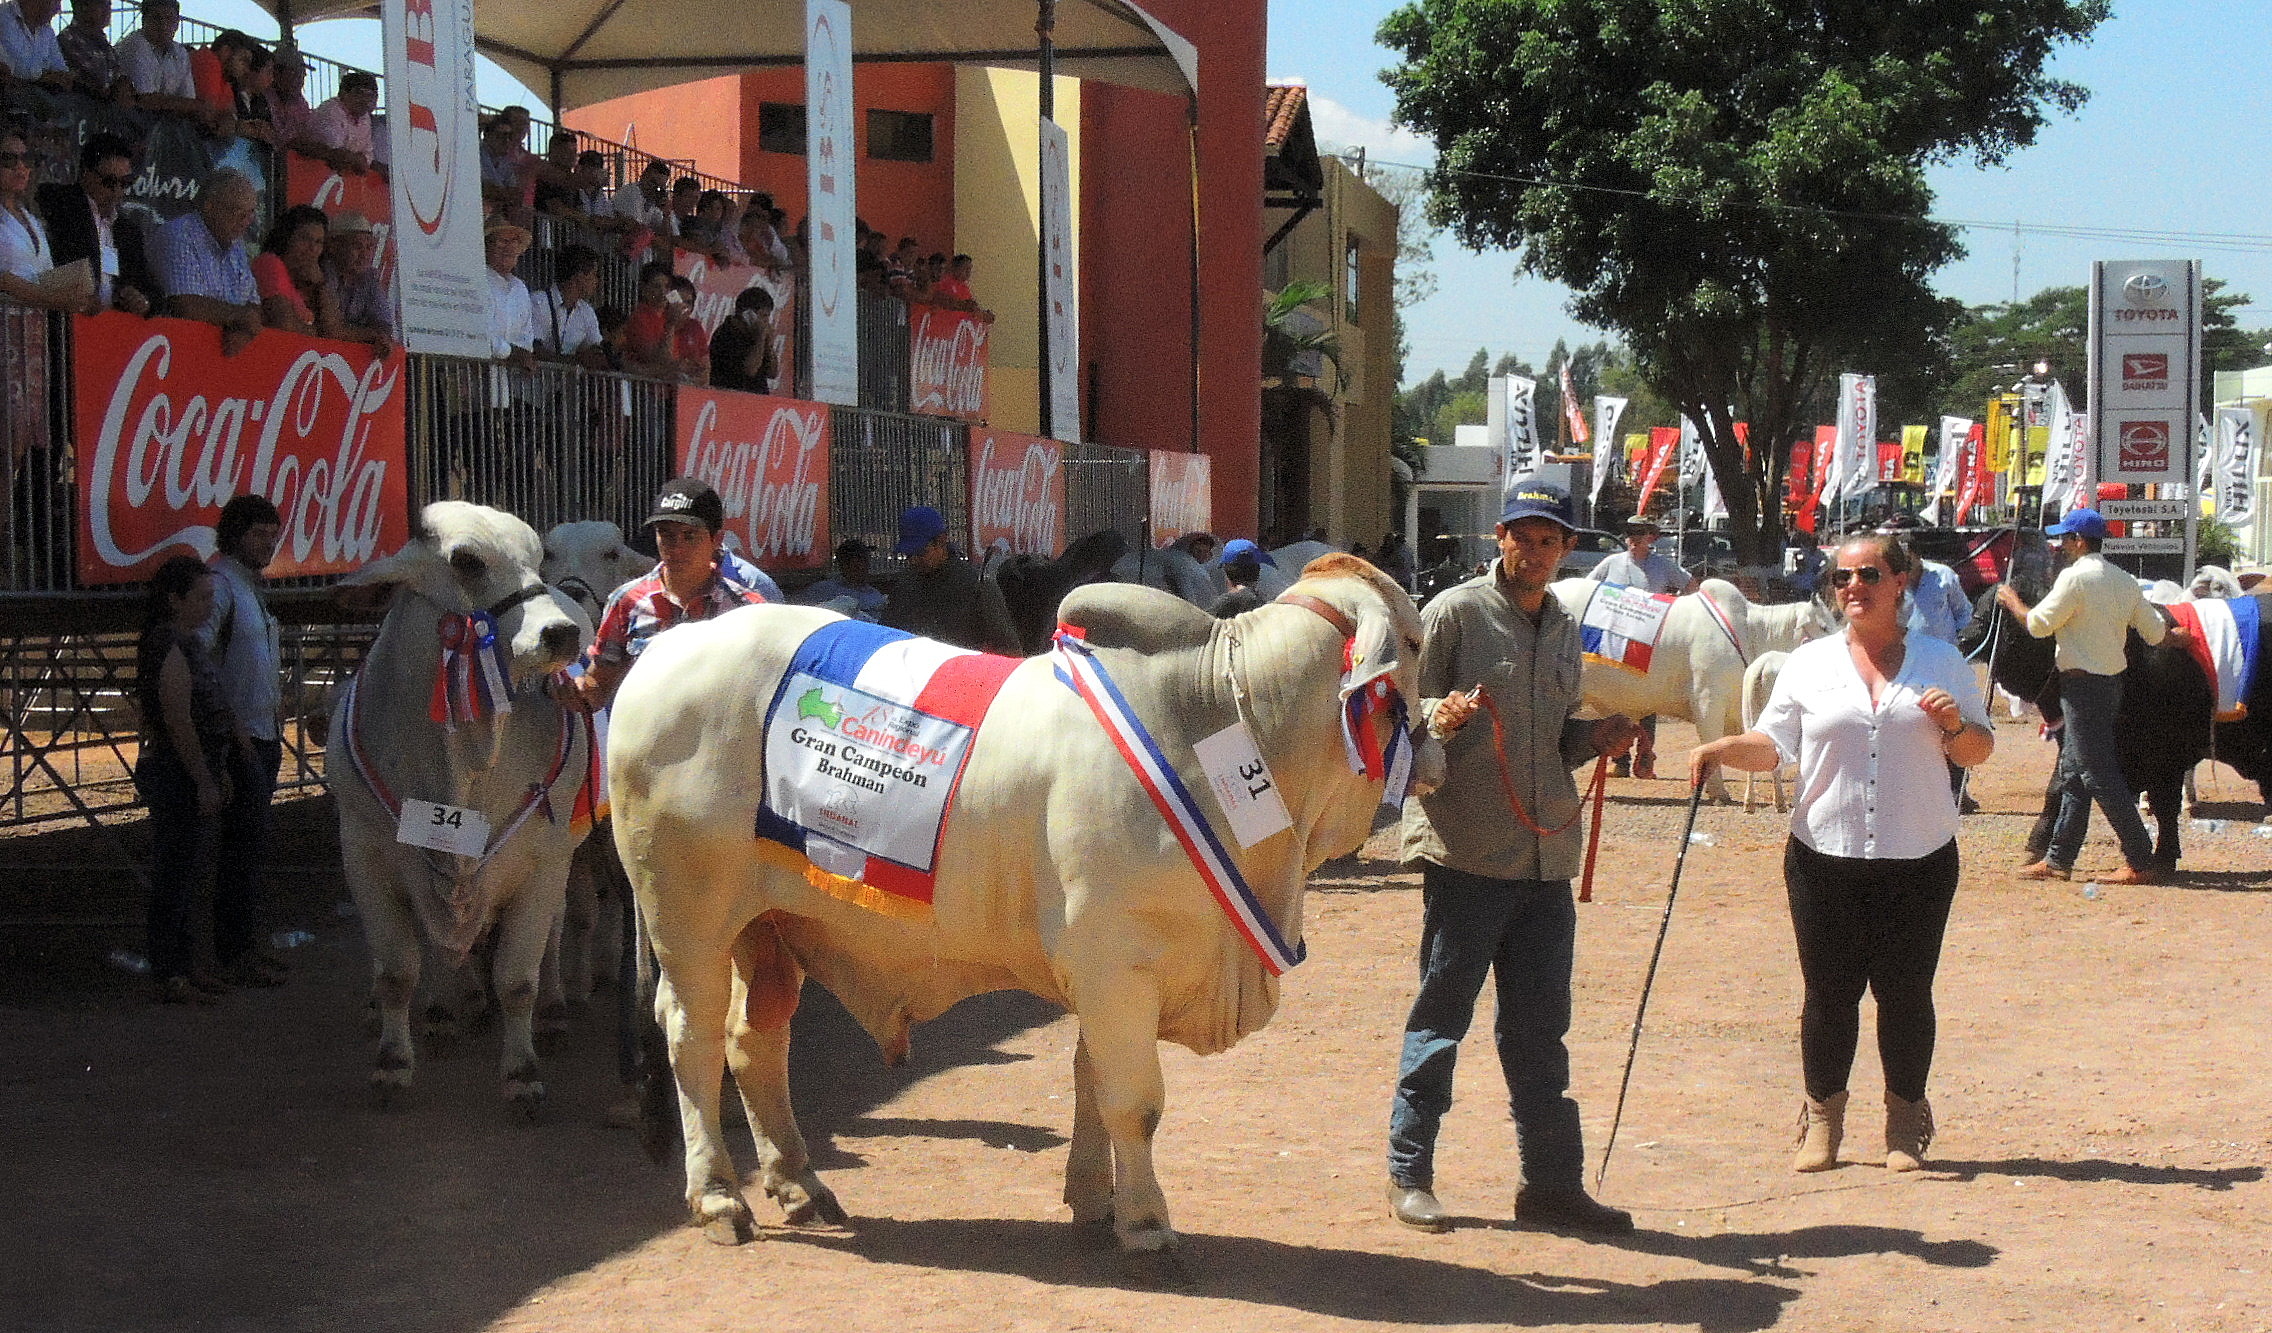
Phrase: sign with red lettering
[
  {"left": 1148, "top": 450, "right": 1211, "bottom": 547},
  {"left": 283, "top": 149, "right": 396, "bottom": 303},
  {"left": 72, "top": 312, "right": 408, "bottom": 585},
  {"left": 968, "top": 430, "right": 1063, "bottom": 558},
  {"left": 674, "top": 387, "right": 829, "bottom": 570},
  {"left": 909, "top": 305, "right": 989, "bottom": 421},
  {"left": 675, "top": 250, "right": 797, "bottom": 385},
  {"left": 384, "top": 0, "right": 487, "bottom": 356}
]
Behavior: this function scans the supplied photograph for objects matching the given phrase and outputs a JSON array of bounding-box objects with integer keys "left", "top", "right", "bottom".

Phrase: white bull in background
[
  {"left": 333, "top": 502, "right": 593, "bottom": 1113},
  {"left": 1549, "top": 577, "right": 1836, "bottom": 803},
  {"left": 609, "top": 557, "right": 1442, "bottom": 1265},
  {"left": 1740, "top": 650, "right": 1793, "bottom": 813}
]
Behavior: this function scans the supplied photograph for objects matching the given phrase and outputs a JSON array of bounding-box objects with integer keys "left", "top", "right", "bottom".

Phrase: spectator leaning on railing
[
  {"left": 317, "top": 209, "right": 391, "bottom": 358},
  {"left": 0, "top": 0, "right": 73, "bottom": 95},
  {"left": 612, "top": 158, "right": 671, "bottom": 239},
  {"left": 0, "top": 128, "right": 95, "bottom": 312},
  {"left": 227, "top": 41, "right": 276, "bottom": 143},
  {"left": 708, "top": 284, "right": 775, "bottom": 394},
  {"left": 534, "top": 241, "right": 607, "bottom": 371},
  {"left": 267, "top": 45, "right": 318, "bottom": 156},
  {"left": 310, "top": 70, "right": 379, "bottom": 176},
  {"left": 483, "top": 217, "right": 535, "bottom": 370},
  {"left": 36, "top": 131, "right": 154, "bottom": 315},
  {"left": 57, "top": 0, "right": 130, "bottom": 102},
  {"left": 252, "top": 203, "right": 329, "bottom": 336},
  {"left": 117, "top": 0, "right": 225, "bottom": 133},
  {"left": 152, "top": 166, "right": 262, "bottom": 354},
  {"left": 549, "top": 148, "right": 632, "bottom": 236}
]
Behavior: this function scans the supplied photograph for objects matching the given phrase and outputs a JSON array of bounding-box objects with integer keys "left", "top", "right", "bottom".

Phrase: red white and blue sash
[
  {"left": 2167, "top": 595, "right": 2263, "bottom": 720},
  {"left": 1051, "top": 625, "right": 1306, "bottom": 976},
  {"left": 1341, "top": 639, "right": 1417, "bottom": 808},
  {"left": 754, "top": 619, "right": 1022, "bottom": 917}
]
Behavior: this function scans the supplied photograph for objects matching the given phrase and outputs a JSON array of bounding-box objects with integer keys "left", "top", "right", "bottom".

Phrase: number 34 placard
[
  {"left": 1191, "top": 721, "right": 1293, "bottom": 849},
  {"left": 397, "top": 799, "right": 492, "bottom": 857}
]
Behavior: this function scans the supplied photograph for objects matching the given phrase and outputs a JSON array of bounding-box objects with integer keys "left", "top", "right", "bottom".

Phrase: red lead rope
[{"left": 1475, "top": 687, "right": 1613, "bottom": 903}]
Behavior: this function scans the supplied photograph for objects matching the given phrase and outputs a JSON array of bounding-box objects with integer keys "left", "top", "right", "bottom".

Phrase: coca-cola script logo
[
  {"left": 677, "top": 388, "right": 830, "bottom": 569},
  {"left": 911, "top": 307, "right": 989, "bottom": 420},
  {"left": 74, "top": 314, "right": 408, "bottom": 584},
  {"left": 1148, "top": 450, "right": 1212, "bottom": 547},
  {"left": 969, "top": 432, "right": 1062, "bottom": 557}
]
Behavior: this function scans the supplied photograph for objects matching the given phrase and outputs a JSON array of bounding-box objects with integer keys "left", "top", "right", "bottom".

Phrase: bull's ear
[
  {"left": 1345, "top": 598, "right": 1403, "bottom": 696},
  {"left": 333, "top": 532, "right": 432, "bottom": 615}
]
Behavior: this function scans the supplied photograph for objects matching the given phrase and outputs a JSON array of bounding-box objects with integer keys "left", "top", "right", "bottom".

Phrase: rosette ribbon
[
  {"left": 1339, "top": 638, "right": 1415, "bottom": 808},
  {"left": 430, "top": 611, "right": 516, "bottom": 729}
]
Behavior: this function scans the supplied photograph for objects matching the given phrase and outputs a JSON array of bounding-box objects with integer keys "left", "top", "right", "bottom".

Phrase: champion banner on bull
[
  {"left": 383, "top": 0, "right": 487, "bottom": 357},
  {"left": 675, "top": 387, "right": 830, "bottom": 571},
  {"left": 968, "top": 430, "right": 1064, "bottom": 557},
  {"left": 1591, "top": 396, "right": 1627, "bottom": 503},
  {"left": 1148, "top": 450, "right": 1211, "bottom": 548},
  {"left": 910, "top": 305, "right": 990, "bottom": 421},
  {"left": 73, "top": 313, "right": 409, "bottom": 585}
]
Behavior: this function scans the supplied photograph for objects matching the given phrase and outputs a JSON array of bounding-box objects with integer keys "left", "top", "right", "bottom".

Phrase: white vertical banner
[
  {"left": 2217, "top": 406, "right": 2257, "bottom": 528},
  {"left": 805, "top": 0, "right": 857, "bottom": 406},
  {"left": 383, "top": 0, "right": 486, "bottom": 357},
  {"left": 1501, "top": 375, "right": 1538, "bottom": 485},
  {"left": 1039, "top": 116, "right": 1079, "bottom": 442},
  {"left": 1590, "top": 396, "right": 1627, "bottom": 503},
  {"left": 1923, "top": 415, "right": 1969, "bottom": 524},
  {"left": 2038, "top": 381, "right": 2078, "bottom": 519},
  {"left": 1832, "top": 372, "right": 1877, "bottom": 502}
]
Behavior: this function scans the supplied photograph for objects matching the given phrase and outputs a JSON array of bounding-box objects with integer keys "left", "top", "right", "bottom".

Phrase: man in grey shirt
[
  {"left": 1387, "top": 478, "right": 1640, "bottom": 1236},
  {"left": 201, "top": 493, "right": 290, "bottom": 987},
  {"left": 1586, "top": 515, "right": 1691, "bottom": 778}
]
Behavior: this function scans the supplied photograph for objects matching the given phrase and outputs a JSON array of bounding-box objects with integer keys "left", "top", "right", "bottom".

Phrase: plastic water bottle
[
  {"left": 2255, "top": 826, "right": 2272, "bottom": 841},
  {"left": 2080, "top": 882, "right": 2101, "bottom": 901},
  {"left": 271, "top": 929, "right": 316, "bottom": 950},
  {"left": 1687, "top": 831, "right": 1716, "bottom": 846},
  {"left": 106, "top": 947, "right": 150, "bottom": 975}
]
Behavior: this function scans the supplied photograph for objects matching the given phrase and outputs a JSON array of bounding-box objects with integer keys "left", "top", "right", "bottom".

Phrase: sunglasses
[
  {"left": 1829, "top": 566, "right": 1887, "bottom": 588},
  {"left": 0, "top": 152, "right": 32, "bottom": 169}
]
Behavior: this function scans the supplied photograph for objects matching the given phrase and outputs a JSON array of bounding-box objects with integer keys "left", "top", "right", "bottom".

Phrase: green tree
[
  {"left": 1938, "top": 280, "right": 2260, "bottom": 421},
  {"left": 1379, "top": 0, "right": 2106, "bottom": 561}
]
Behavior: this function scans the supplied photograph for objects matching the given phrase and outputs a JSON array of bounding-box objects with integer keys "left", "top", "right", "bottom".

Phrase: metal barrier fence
[
  {"left": 0, "top": 306, "right": 74, "bottom": 595},
  {"left": 856, "top": 289, "right": 911, "bottom": 414},
  {"left": 406, "top": 357, "right": 677, "bottom": 540},
  {"left": 1065, "top": 442, "right": 1151, "bottom": 555},
  {"left": 830, "top": 408, "right": 971, "bottom": 572}
]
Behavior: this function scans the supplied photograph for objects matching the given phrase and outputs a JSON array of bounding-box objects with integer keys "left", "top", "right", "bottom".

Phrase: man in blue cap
[
  {"left": 1995, "top": 509, "right": 2171, "bottom": 884},
  {"left": 1387, "top": 477, "right": 1642, "bottom": 1235},
  {"left": 1208, "top": 537, "right": 1274, "bottom": 618},
  {"left": 880, "top": 504, "right": 1018, "bottom": 653}
]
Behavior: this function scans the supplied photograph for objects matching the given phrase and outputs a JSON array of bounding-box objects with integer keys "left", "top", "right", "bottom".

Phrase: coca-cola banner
[
  {"left": 674, "top": 250, "right": 797, "bottom": 389},
  {"left": 673, "top": 387, "right": 829, "bottom": 571},
  {"left": 1148, "top": 449, "right": 1211, "bottom": 547},
  {"left": 909, "top": 305, "right": 989, "bottom": 421},
  {"left": 967, "top": 429, "right": 1064, "bottom": 558},
  {"left": 283, "top": 150, "right": 396, "bottom": 304},
  {"left": 73, "top": 312, "right": 409, "bottom": 586}
]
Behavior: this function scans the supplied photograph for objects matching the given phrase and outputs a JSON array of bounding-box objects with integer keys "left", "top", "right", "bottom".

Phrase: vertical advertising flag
[
  {"left": 1499, "top": 375, "right": 1539, "bottom": 482},
  {"left": 1039, "top": 116, "right": 1079, "bottom": 441},
  {"left": 1923, "top": 416, "right": 1969, "bottom": 524},
  {"left": 383, "top": 0, "right": 486, "bottom": 357},
  {"left": 1559, "top": 360, "right": 1589, "bottom": 445},
  {"left": 2216, "top": 405, "right": 2257, "bottom": 528},
  {"left": 1590, "top": 396, "right": 1627, "bottom": 503},
  {"left": 1633, "top": 427, "right": 1679, "bottom": 513},
  {"left": 805, "top": 0, "right": 857, "bottom": 406},
  {"left": 1831, "top": 373, "right": 1877, "bottom": 502},
  {"left": 1900, "top": 424, "right": 1928, "bottom": 485},
  {"left": 2038, "top": 382, "right": 2080, "bottom": 520},
  {"left": 1954, "top": 422, "right": 1988, "bottom": 526}
]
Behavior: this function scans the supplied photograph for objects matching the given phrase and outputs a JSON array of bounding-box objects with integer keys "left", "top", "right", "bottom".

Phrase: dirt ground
[{"left": 3, "top": 706, "right": 2269, "bottom": 1333}]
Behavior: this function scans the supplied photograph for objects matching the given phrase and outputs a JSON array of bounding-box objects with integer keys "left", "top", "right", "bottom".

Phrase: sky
[
  {"left": 1269, "top": 0, "right": 2272, "bottom": 387},
  {"left": 191, "top": 0, "right": 2272, "bottom": 392}
]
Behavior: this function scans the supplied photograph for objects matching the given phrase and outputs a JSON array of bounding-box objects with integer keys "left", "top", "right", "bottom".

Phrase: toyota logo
[{"left": 2122, "top": 272, "right": 2171, "bottom": 307}]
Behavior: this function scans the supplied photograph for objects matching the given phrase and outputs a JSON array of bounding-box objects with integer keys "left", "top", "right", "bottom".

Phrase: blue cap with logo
[
  {"left": 894, "top": 505, "right": 949, "bottom": 554},
  {"left": 1219, "top": 537, "right": 1275, "bottom": 567},
  {"left": 2045, "top": 508, "right": 2108, "bottom": 542},
  {"left": 1498, "top": 477, "right": 1579, "bottom": 532}
]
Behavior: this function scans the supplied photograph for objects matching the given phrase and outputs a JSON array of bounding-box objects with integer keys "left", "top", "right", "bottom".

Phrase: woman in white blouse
[
  {"left": 1691, "top": 533, "right": 1993, "bottom": 1175},
  {"left": 0, "top": 132, "right": 86, "bottom": 313}
]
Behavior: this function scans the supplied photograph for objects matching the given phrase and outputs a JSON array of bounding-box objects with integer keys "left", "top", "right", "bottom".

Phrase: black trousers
[
  {"left": 1784, "top": 837, "right": 1960, "bottom": 1103},
  {"left": 214, "top": 737, "right": 282, "bottom": 968},
  {"left": 136, "top": 746, "right": 213, "bottom": 983}
]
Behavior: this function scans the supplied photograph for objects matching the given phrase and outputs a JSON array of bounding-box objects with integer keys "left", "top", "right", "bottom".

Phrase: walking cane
[{"left": 1594, "top": 772, "right": 1707, "bottom": 1191}]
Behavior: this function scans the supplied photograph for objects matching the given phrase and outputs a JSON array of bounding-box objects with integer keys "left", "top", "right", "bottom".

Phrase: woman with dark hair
[
  {"left": 254, "top": 204, "right": 331, "bottom": 334},
  {"left": 1690, "top": 532, "right": 1994, "bottom": 1174},
  {"left": 135, "top": 555, "right": 242, "bottom": 1005}
]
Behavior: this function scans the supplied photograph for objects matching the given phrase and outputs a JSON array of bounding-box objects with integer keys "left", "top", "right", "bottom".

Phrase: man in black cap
[
  {"left": 1387, "top": 477, "right": 1641, "bottom": 1237},
  {"left": 880, "top": 505, "right": 1017, "bottom": 654},
  {"left": 566, "top": 478, "right": 769, "bottom": 712}
]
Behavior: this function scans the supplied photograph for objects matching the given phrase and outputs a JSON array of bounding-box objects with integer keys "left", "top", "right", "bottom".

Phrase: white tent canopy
[{"left": 264, "top": 0, "right": 1197, "bottom": 111}]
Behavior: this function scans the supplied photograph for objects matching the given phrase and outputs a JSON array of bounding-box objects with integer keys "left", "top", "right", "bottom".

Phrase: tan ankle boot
[
  {"left": 1792, "top": 1090, "right": 1847, "bottom": 1172},
  {"left": 1885, "top": 1093, "right": 1935, "bottom": 1172}
]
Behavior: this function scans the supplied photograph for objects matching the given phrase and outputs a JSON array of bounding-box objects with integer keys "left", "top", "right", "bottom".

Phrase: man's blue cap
[
  {"left": 2045, "top": 508, "right": 2107, "bottom": 542},
  {"left": 1499, "top": 478, "right": 1579, "bottom": 532},
  {"left": 1220, "top": 537, "right": 1275, "bottom": 567},
  {"left": 894, "top": 505, "right": 948, "bottom": 554}
]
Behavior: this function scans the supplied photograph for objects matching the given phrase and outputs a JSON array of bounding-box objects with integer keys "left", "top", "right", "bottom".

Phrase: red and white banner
[
  {"left": 1632, "top": 427, "right": 1678, "bottom": 513},
  {"left": 968, "top": 429, "right": 1064, "bottom": 558},
  {"left": 1875, "top": 441, "right": 1903, "bottom": 484},
  {"left": 909, "top": 304, "right": 989, "bottom": 421},
  {"left": 383, "top": 0, "right": 487, "bottom": 356},
  {"left": 73, "top": 312, "right": 408, "bottom": 585},
  {"left": 675, "top": 250, "right": 797, "bottom": 384},
  {"left": 1558, "top": 360, "right": 1589, "bottom": 445},
  {"left": 674, "top": 387, "right": 830, "bottom": 571},
  {"left": 1148, "top": 449, "right": 1211, "bottom": 547},
  {"left": 283, "top": 149, "right": 396, "bottom": 304},
  {"left": 1953, "top": 422, "right": 1989, "bottom": 526}
]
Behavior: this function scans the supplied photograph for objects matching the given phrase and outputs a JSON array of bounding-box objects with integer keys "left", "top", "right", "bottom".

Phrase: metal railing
[
  {"left": 856, "top": 289, "right": 911, "bottom": 413},
  {"left": 1065, "top": 442, "right": 1151, "bottom": 558},
  {"left": 0, "top": 306, "right": 73, "bottom": 595},
  {"left": 830, "top": 407, "right": 971, "bottom": 572}
]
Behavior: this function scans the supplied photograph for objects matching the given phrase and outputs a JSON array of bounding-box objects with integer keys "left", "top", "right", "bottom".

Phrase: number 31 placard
[
  {"left": 1191, "top": 721, "right": 1293, "bottom": 849},
  {"left": 397, "top": 799, "right": 493, "bottom": 857}
]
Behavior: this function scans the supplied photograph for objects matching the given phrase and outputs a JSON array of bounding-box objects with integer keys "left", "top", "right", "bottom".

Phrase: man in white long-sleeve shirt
[{"left": 1996, "top": 509, "right": 2174, "bottom": 884}]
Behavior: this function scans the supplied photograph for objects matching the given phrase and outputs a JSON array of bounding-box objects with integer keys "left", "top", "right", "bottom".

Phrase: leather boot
[
  {"left": 1386, "top": 1180, "right": 1448, "bottom": 1232},
  {"left": 1884, "top": 1093, "right": 1935, "bottom": 1172},
  {"left": 1792, "top": 1090, "right": 1847, "bottom": 1173},
  {"left": 1514, "top": 1186, "right": 1634, "bottom": 1234}
]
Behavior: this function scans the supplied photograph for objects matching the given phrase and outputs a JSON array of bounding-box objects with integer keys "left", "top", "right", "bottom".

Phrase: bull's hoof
[
  {"left": 370, "top": 1065, "right": 412, "bottom": 1109},
  {"left": 781, "top": 1185, "right": 849, "bottom": 1229},
  {"left": 694, "top": 1192, "right": 757, "bottom": 1246},
  {"left": 505, "top": 1078, "right": 547, "bottom": 1122},
  {"left": 1120, "top": 1247, "right": 1195, "bottom": 1290}
]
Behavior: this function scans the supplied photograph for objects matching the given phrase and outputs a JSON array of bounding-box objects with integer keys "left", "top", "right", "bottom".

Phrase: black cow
[
  {"left": 988, "top": 528, "right": 1130, "bottom": 656},
  {"left": 1959, "top": 580, "right": 2212, "bottom": 870}
]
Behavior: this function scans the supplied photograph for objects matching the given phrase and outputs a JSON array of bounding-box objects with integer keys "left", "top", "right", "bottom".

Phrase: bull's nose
[{"left": 539, "top": 622, "right": 580, "bottom": 656}]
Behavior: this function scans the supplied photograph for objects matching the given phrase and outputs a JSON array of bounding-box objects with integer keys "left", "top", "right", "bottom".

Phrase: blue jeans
[
  {"left": 1387, "top": 862, "right": 1586, "bottom": 1191},
  {"left": 2046, "top": 671, "right": 2156, "bottom": 871},
  {"left": 213, "top": 736, "right": 282, "bottom": 966}
]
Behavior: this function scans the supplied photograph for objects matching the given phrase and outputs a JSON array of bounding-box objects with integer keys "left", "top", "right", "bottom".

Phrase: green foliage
[
  {"left": 1938, "top": 280, "right": 2260, "bottom": 421},
  {"left": 1378, "top": 0, "right": 2106, "bottom": 560},
  {"left": 2198, "top": 514, "right": 2240, "bottom": 570},
  {"left": 1431, "top": 389, "right": 1487, "bottom": 447}
]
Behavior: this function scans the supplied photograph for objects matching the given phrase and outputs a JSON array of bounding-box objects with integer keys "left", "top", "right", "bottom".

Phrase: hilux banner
[
  {"left": 284, "top": 150, "right": 396, "bottom": 303},
  {"left": 675, "top": 251, "right": 797, "bottom": 381},
  {"left": 910, "top": 305, "right": 990, "bottom": 421},
  {"left": 968, "top": 429, "right": 1064, "bottom": 557},
  {"left": 1148, "top": 450, "right": 1211, "bottom": 547},
  {"left": 674, "top": 387, "right": 830, "bottom": 570},
  {"left": 73, "top": 312, "right": 408, "bottom": 585}
]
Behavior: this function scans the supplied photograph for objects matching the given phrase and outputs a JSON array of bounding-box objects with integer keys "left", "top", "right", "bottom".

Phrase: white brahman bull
[
  {"left": 1550, "top": 577, "right": 1836, "bottom": 803},
  {"left": 333, "top": 502, "right": 593, "bottom": 1113},
  {"left": 1739, "top": 650, "right": 1792, "bottom": 814},
  {"left": 609, "top": 556, "right": 1441, "bottom": 1264}
]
